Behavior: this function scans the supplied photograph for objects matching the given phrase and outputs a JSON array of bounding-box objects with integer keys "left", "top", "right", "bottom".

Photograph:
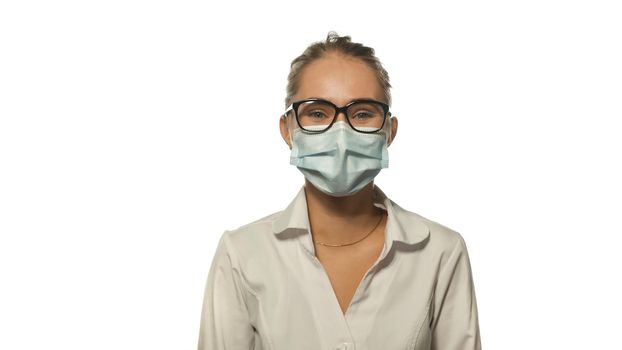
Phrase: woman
[{"left": 198, "top": 31, "right": 481, "bottom": 350}]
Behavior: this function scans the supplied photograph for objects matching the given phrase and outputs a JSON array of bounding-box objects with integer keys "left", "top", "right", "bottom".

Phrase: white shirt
[{"left": 198, "top": 185, "right": 481, "bottom": 350}]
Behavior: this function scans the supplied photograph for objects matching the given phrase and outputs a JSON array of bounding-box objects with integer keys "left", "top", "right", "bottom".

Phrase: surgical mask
[{"left": 289, "top": 120, "right": 389, "bottom": 197}]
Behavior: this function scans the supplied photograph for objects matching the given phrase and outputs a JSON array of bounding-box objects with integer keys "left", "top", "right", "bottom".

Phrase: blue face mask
[{"left": 289, "top": 121, "right": 389, "bottom": 197}]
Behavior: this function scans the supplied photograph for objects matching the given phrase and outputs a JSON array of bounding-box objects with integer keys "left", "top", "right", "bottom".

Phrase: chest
[
  {"left": 314, "top": 234, "right": 385, "bottom": 315},
  {"left": 240, "top": 232, "right": 438, "bottom": 350}
]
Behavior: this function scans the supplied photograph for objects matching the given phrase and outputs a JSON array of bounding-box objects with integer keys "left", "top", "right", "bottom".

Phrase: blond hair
[{"left": 284, "top": 31, "right": 392, "bottom": 109}]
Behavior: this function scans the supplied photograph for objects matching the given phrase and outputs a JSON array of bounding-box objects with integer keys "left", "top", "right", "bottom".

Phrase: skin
[{"left": 278, "top": 51, "right": 399, "bottom": 314}]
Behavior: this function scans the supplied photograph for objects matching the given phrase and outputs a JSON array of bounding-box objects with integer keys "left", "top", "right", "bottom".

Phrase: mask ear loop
[
  {"left": 382, "top": 115, "right": 392, "bottom": 145},
  {"left": 284, "top": 112, "right": 296, "bottom": 146}
]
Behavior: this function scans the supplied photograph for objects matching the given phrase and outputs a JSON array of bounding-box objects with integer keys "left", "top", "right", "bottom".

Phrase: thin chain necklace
[{"left": 313, "top": 213, "right": 385, "bottom": 247}]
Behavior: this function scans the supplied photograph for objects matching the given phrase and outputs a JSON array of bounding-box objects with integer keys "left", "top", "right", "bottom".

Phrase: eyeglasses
[{"left": 284, "top": 98, "right": 390, "bottom": 134}]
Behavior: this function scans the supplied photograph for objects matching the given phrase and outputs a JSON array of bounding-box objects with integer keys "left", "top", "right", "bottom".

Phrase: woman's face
[{"left": 280, "top": 52, "right": 398, "bottom": 149}]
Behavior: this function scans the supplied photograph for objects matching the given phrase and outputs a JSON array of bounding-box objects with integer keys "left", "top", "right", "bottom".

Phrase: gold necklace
[{"left": 313, "top": 213, "right": 385, "bottom": 247}]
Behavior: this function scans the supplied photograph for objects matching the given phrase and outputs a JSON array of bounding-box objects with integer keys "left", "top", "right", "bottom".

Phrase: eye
[
  {"left": 308, "top": 110, "right": 328, "bottom": 119},
  {"left": 352, "top": 111, "right": 373, "bottom": 119}
]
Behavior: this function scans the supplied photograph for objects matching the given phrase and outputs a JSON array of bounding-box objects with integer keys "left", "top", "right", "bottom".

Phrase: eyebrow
[{"left": 306, "top": 97, "right": 378, "bottom": 104}]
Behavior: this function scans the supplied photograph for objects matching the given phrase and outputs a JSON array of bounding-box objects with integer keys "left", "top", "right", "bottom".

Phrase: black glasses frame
[{"left": 283, "top": 98, "right": 391, "bottom": 134}]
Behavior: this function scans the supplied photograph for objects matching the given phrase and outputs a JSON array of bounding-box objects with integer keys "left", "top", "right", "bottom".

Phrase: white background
[{"left": 1, "top": 0, "right": 621, "bottom": 349}]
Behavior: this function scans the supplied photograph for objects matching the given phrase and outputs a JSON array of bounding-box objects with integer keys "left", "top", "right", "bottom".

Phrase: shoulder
[
  {"left": 391, "top": 199, "right": 468, "bottom": 254},
  {"left": 390, "top": 202, "right": 475, "bottom": 280},
  {"left": 423, "top": 213, "right": 466, "bottom": 249},
  {"left": 217, "top": 210, "right": 284, "bottom": 263},
  {"left": 213, "top": 210, "right": 293, "bottom": 292}
]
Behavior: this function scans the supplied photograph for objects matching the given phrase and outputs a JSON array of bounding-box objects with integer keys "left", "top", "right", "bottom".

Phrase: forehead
[{"left": 295, "top": 53, "right": 384, "bottom": 105}]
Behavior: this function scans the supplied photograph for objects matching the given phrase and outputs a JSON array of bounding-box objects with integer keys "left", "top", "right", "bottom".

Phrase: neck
[
  {"left": 304, "top": 179, "right": 384, "bottom": 246},
  {"left": 305, "top": 179, "right": 377, "bottom": 216}
]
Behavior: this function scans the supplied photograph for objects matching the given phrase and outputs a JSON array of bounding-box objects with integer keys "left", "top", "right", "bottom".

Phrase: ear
[
  {"left": 279, "top": 115, "right": 292, "bottom": 149},
  {"left": 387, "top": 116, "right": 398, "bottom": 146}
]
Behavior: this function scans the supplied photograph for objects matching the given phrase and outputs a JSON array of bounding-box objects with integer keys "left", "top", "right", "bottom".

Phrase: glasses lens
[
  {"left": 296, "top": 101, "right": 335, "bottom": 130},
  {"left": 347, "top": 102, "right": 385, "bottom": 131}
]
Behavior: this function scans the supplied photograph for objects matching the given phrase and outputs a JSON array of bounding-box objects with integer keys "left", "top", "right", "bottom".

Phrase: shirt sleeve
[
  {"left": 198, "top": 233, "right": 255, "bottom": 350},
  {"left": 430, "top": 234, "right": 482, "bottom": 350}
]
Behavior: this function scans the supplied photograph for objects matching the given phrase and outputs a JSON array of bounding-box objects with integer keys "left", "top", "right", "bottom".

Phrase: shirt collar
[{"left": 272, "top": 185, "right": 430, "bottom": 256}]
